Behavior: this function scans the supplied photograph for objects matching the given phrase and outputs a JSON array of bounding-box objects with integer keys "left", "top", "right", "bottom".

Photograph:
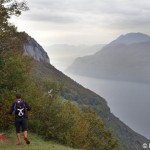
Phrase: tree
[
  {"left": 0, "top": 0, "right": 28, "bottom": 26},
  {"left": 0, "top": 0, "right": 30, "bottom": 129},
  {"left": 0, "top": 0, "right": 29, "bottom": 55},
  {"left": 0, "top": 0, "right": 29, "bottom": 90}
]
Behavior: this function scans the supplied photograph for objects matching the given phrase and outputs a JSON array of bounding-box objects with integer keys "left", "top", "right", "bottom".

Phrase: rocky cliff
[{"left": 24, "top": 36, "right": 50, "bottom": 64}]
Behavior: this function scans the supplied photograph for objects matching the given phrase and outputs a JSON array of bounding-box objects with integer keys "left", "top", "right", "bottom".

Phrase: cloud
[
  {"left": 24, "top": 0, "right": 150, "bottom": 27},
  {"left": 12, "top": 0, "right": 150, "bottom": 45},
  {"left": 25, "top": 13, "right": 77, "bottom": 24}
]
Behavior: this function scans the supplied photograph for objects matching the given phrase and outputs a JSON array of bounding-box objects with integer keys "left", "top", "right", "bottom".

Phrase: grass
[{"left": 0, "top": 131, "right": 77, "bottom": 150}]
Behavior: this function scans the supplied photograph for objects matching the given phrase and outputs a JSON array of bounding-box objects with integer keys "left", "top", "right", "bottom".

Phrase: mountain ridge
[
  {"left": 109, "top": 32, "right": 150, "bottom": 45},
  {"left": 66, "top": 33, "right": 150, "bottom": 83},
  {"left": 46, "top": 44, "right": 105, "bottom": 71}
]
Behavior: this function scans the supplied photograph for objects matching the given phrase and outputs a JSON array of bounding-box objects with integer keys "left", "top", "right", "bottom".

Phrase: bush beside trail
[{"left": 28, "top": 90, "right": 118, "bottom": 149}]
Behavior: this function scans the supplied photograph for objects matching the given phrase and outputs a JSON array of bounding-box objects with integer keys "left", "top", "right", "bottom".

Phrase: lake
[{"left": 66, "top": 73, "right": 150, "bottom": 139}]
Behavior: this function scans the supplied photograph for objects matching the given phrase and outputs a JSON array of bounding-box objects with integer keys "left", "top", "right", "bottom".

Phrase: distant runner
[{"left": 9, "top": 93, "right": 31, "bottom": 145}]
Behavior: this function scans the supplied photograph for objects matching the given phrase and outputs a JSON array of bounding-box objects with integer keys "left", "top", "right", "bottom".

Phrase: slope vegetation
[{"left": 35, "top": 61, "right": 149, "bottom": 150}]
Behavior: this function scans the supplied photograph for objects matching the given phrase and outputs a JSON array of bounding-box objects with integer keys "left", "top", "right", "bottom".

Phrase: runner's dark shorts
[{"left": 15, "top": 118, "right": 27, "bottom": 133}]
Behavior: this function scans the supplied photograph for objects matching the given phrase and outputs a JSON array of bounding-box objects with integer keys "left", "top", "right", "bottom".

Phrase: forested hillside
[
  {"left": 0, "top": 1, "right": 119, "bottom": 150},
  {"left": 35, "top": 60, "right": 149, "bottom": 150}
]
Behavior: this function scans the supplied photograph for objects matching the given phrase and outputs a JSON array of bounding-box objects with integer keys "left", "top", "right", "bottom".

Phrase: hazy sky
[{"left": 11, "top": 0, "right": 150, "bottom": 47}]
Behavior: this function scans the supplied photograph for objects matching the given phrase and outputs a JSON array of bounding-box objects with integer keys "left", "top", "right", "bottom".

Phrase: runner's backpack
[{"left": 14, "top": 100, "right": 26, "bottom": 117}]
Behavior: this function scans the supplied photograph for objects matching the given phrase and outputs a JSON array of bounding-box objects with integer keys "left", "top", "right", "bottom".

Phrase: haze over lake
[{"left": 66, "top": 73, "right": 150, "bottom": 139}]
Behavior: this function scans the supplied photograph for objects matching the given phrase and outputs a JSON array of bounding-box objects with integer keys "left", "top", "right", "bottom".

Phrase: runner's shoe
[{"left": 24, "top": 137, "right": 30, "bottom": 144}]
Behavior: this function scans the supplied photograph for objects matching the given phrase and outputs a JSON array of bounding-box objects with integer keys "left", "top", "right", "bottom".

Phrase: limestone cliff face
[{"left": 24, "top": 36, "right": 50, "bottom": 64}]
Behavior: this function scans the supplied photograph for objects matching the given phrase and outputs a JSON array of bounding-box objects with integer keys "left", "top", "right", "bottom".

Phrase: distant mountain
[
  {"left": 46, "top": 44, "right": 105, "bottom": 71},
  {"left": 66, "top": 33, "right": 150, "bottom": 83},
  {"left": 24, "top": 34, "right": 150, "bottom": 150},
  {"left": 47, "top": 44, "right": 105, "bottom": 57},
  {"left": 110, "top": 32, "right": 150, "bottom": 45}
]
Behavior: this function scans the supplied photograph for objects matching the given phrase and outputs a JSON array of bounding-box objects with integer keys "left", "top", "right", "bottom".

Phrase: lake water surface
[{"left": 66, "top": 73, "right": 150, "bottom": 139}]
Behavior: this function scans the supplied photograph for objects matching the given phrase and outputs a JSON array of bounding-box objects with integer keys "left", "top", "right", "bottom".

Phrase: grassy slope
[{"left": 0, "top": 132, "right": 76, "bottom": 150}]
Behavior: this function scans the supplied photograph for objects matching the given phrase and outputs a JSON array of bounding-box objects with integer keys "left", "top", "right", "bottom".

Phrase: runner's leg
[
  {"left": 22, "top": 119, "right": 30, "bottom": 144},
  {"left": 15, "top": 118, "right": 22, "bottom": 145}
]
